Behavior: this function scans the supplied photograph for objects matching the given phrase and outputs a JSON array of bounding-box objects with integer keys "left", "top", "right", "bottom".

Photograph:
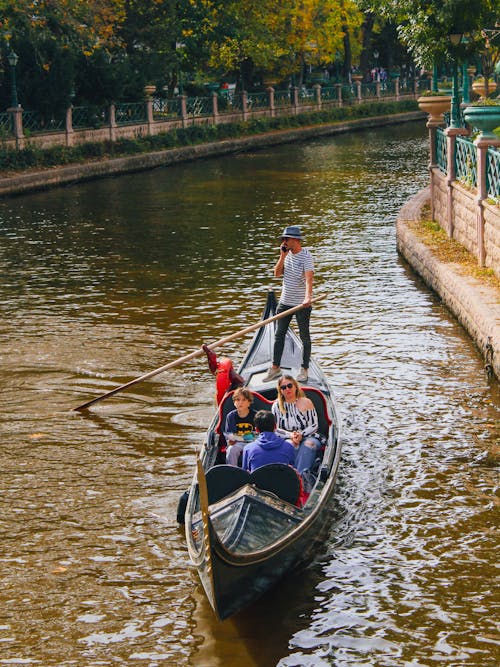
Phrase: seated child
[
  {"left": 224, "top": 388, "right": 256, "bottom": 466},
  {"left": 242, "top": 410, "right": 296, "bottom": 473}
]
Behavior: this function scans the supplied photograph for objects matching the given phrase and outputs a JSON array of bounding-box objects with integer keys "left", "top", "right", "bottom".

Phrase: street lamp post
[
  {"left": 7, "top": 49, "right": 19, "bottom": 108},
  {"left": 448, "top": 33, "right": 463, "bottom": 128}
]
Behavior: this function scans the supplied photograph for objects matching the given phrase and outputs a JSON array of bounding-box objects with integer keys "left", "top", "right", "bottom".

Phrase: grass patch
[{"left": 412, "top": 217, "right": 500, "bottom": 291}]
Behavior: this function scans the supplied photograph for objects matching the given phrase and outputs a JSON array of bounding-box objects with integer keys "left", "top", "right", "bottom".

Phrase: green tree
[
  {"left": 0, "top": 0, "right": 126, "bottom": 112},
  {"left": 370, "top": 0, "right": 499, "bottom": 70}
]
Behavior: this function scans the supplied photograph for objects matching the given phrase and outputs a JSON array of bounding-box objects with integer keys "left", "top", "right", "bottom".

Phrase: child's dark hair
[{"left": 254, "top": 410, "right": 275, "bottom": 432}]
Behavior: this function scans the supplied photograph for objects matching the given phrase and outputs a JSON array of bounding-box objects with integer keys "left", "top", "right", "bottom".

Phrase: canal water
[{"left": 0, "top": 121, "right": 498, "bottom": 667}]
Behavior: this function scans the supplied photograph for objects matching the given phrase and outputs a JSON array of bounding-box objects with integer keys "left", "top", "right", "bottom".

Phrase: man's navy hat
[{"left": 280, "top": 225, "right": 303, "bottom": 240}]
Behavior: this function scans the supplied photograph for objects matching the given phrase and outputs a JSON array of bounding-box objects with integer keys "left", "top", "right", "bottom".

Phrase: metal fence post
[
  {"left": 395, "top": 77, "right": 400, "bottom": 101},
  {"left": 356, "top": 81, "right": 362, "bottom": 103}
]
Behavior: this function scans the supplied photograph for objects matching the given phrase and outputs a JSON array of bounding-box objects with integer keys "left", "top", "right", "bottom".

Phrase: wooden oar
[{"left": 73, "top": 293, "right": 326, "bottom": 411}]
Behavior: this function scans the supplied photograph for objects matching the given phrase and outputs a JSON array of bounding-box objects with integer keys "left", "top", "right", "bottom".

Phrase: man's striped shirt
[{"left": 281, "top": 248, "right": 314, "bottom": 306}]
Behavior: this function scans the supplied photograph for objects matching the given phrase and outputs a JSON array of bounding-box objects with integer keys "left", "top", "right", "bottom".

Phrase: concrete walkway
[{"left": 396, "top": 187, "right": 500, "bottom": 382}]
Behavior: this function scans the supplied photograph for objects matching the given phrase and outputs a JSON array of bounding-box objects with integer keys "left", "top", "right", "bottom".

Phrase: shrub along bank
[{"left": 0, "top": 100, "right": 418, "bottom": 172}]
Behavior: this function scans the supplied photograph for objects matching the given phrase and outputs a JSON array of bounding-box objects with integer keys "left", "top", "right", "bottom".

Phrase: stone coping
[
  {"left": 396, "top": 187, "right": 500, "bottom": 382},
  {"left": 0, "top": 111, "right": 424, "bottom": 197}
]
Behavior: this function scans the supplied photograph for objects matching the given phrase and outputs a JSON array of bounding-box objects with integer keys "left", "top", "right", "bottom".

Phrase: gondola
[{"left": 179, "top": 290, "right": 342, "bottom": 620}]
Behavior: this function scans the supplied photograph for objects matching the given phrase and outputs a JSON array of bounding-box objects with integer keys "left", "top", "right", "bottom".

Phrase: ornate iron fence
[
  {"left": 341, "top": 84, "right": 356, "bottom": 101},
  {"left": 0, "top": 111, "right": 12, "bottom": 136},
  {"left": 321, "top": 86, "right": 338, "bottom": 101},
  {"left": 299, "top": 86, "right": 314, "bottom": 100},
  {"left": 361, "top": 82, "right": 377, "bottom": 98},
  {"left": 22, "top": 110, "right": 65, "bottom": 132},
  {"left": 152, "top": 98, "right": 182, "bottom": 119},
  {"left": 436, "top": 128, "right": 447, "bottom": 173},
  {"left": 274, "top": 90, "right": 292, "bottom": 107},
  {"left": 487, "top": 147, "right": 500, "bottom": 201},
  {"left": 247, "top": 91, "right": 269, "bottom": 109},
  {"left": 186, "top": 96, "right": 211, "bottom": 117},
  {"left": 115, "top": 102, "right": 147, "bottom": 125},
  {"left": 455, "top": 135, "right": 477, "bottom": 188},
  {"left": 72, "top": 105, "right": 108, "bottom": 129}
]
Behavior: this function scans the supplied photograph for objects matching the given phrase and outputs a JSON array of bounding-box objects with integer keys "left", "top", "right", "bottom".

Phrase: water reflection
[{"left": 0, "top": 122, "right": 498, "bottom": 666}]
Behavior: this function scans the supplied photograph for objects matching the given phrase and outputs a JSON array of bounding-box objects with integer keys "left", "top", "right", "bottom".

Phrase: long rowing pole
[{"left": 73, "top": 293, "right": 326, "bottom": 411}]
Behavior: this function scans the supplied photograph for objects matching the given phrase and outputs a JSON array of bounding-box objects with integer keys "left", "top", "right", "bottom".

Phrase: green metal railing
[
  {"left": 436, "top": 128, "right": 447, "bottom": 172},
  {"left": 456, "top": 135, "right": 477, "bottom": 188},
  {"left": 115, "top": 102, "right": 147, "bottom": 125},
  {"left": 435, "top": 130, "right": 500, "bottom": 200},
  {"left": 274, "top": 90, "right": 292, "bottom": 107},
  {"left": 23, "top": 110, "right": 65, "bottom": 132},
  {"left": 0, "top": 111, "right": 12, "bottom": 136},
  {"left": 247, "top": 92, "right": 269, "bottom": 109},
  {"left": 153, "top": 98, "right": 182, "bottom": 119},
  {"left": 487, "top": 147, "right": 500, "bottom": 201},
  {"left": 321, "top": 86, "right": 338, "bottom": 101},
  {"left": 186, "top": 96, "right": 211, "bottom": 117},
  {"left": 72, "top": 105, "right": 108, "bottom": 129}
]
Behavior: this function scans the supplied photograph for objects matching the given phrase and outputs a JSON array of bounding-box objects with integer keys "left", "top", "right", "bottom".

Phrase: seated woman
[
  {"left": 271, "top": 375, "right": 322, "bottom": 474},
  {"left": 224, "top": 387, "right": 256, "bottom": 466}
]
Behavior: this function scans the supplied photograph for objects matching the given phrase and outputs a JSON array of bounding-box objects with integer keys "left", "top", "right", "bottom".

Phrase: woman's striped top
[{"left": 272, "top": 400, "right": 318, "bottom": 439}]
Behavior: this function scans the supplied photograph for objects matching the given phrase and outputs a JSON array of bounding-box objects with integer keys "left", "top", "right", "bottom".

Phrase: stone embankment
[
  {"left": 397, "top": 187, "right": 500, "bottom": 382},
  {"left": 0, "top": 111, "right": 423, "bottom": 197}
]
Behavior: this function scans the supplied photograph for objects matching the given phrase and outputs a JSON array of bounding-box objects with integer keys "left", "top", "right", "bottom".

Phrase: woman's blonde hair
[{"left": 276, "top": 374, "right": 304, "bottom": 413}]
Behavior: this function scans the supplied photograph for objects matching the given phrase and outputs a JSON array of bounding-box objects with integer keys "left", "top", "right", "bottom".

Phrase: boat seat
[
  {"left": 250, "top": 463, "right": 301, "bottom": 506},
  {"left": 301, "top": 387, "right": 332, "bottom": 439},
  {"left": 206, "top": 465, "right": 252, "bottom": 505}
]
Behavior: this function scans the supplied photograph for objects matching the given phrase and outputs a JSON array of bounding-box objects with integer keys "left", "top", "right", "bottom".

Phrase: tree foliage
[
  {"left": 370, "top": 0, "right": 500, "bottom": 69},
  {"left": 200, "top": 0, "right": 363, "bottom": 82}
]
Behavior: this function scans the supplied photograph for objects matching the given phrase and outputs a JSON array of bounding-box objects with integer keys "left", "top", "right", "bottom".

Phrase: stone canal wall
[
  {"left": 397, "top": 187, "right": 500, "bottom": 382},
  {"left": 0, "top": 111, "right": 424, "bottom": 197},
  {"left": 431, "top": 167, "right": 500, "bottom": 276}
]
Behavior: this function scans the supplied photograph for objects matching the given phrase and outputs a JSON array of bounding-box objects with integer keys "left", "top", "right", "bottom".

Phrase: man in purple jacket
[{"left": 242, "top": 410, "right": 296, "bottom": 473}]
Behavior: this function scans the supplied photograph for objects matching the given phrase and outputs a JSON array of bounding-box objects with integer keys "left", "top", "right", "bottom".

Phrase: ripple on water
[{"left": 0, "top": 123, "right": 498, "bottom": 667}]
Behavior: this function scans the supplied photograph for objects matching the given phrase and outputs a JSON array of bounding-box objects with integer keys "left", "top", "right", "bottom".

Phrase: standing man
[{"left": 262, "top": 225, "right": 314, "bottom": 383}]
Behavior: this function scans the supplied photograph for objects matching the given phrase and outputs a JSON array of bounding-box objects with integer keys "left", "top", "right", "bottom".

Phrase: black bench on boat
[
  {"left": 206, "top": 463, "right": 301, "bottom": 506},
  {"left": 250, "top": 463, "right": 301, "bottom": 505},
  {"left": 206, "top": 465, "right": 251, "bottom": 505}
]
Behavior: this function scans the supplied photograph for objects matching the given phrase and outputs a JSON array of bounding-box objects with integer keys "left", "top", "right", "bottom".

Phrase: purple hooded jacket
[{"left": 242, "top": 431, "right": 296, "bottom": 472}]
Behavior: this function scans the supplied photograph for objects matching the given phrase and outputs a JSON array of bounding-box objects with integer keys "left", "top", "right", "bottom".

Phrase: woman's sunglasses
[{"left": 280, "top": 383, "right": 294, "bottom": 390}]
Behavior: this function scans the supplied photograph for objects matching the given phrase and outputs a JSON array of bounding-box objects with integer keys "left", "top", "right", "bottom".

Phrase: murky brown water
[{"left": 1, "top": 122, "right": 498, "bottom": 667}]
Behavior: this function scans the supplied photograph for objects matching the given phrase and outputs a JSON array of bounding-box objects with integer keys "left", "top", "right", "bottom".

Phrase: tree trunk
[{"left": 359, "top": 13, "right": 375, "bottom": 76}]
